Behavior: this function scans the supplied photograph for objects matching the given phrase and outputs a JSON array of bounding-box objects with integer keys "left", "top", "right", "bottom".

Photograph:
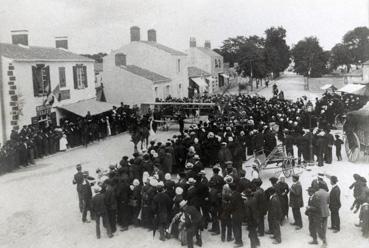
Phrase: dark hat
[
  {"left": 244, "top": 188, "right": 253, "bottom": 197},
  {"left": 133, "top": 152, "right": 139, "bottom": 157},
  {"left": 252, "top": 178, "right": 262, "bottom": 187},
  {"left": 292, "top": 175, "right": 299, "bottom": 180},
  {"left": 307, "top": 187, "right": 315, "bottom": 193},
  {"left": 76, "top": 164, "right": 82, "bottom": 170},
  {"left": 269, "top": 177, "right": 278, "bottom": 184},
  {"left": 330, "top": 176, "right": 338, "bottom": 184},
  {"left": 212, "top": 166, "right": 220, "bottom": 174}
]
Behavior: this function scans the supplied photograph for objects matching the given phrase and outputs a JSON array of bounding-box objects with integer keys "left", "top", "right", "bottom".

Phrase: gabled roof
[
  {"left": 195, "top": 47, "right": 222, "bottom": 57},
  {"left": 139, "top": 41, "right": 187, "bottom": 56},
  {"left": 121, "top": 65, "right": 171, "bottom": 83},
  {"left": 0, "top": 42, "right": 93, "bottom": 62},
  {"left": 188, "top": 66, "right": 210, "bottom": 78}
]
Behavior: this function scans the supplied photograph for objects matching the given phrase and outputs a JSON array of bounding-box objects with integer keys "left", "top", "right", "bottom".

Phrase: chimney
[
  {"left": 190, "top": 37, "right": 196, "bottom": 48},
  {"left": 130, "top": 26, "right": 140, "bottom": 42},
  {"left": 147, "top": 29, "right": 156, "bottom": 42},
  {"left": 55, "top": 36, "right": 68, "bottom": 49},
  {"left": 11, "top": 30, "right": 28, "bottom": 46},
  {"left": 204, "top": 40, "right": 211, "bottom": 49}
]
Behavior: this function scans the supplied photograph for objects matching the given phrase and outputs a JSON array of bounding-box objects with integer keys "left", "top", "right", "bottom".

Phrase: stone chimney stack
[
  {"left": 148, "top": 29, "right": 156, "bottom": 42},
  {"left": 130, "top": 26, "right": 140, "bottom": 42},
  {"left": 11, "top": 30, "right": 29, "bottom": 46},
  {"left": 190, "top": 37, "right": 196, "bottom": 48},
  {"left": 204, "top": 40, "right": 211, "bottom": 49},
  {"left": 55, "top": 36, "right": 68, "bottom": 49}
]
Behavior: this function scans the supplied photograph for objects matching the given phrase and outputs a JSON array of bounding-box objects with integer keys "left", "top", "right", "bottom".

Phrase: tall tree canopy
[
  {"left": 264, "top": 27, "right": 290, "bottom": 78},
  {"left": 343, "top": 26, "right": 369, "bottom": 65},
  {"left": 329, "top": 43, "right": 353, "bottom": 72},
  {"left": 217, "top": 26, "right": 291, "bottom": 79},
  {"left": 291, "top": 37, "right": 329, "bottom": 77}
]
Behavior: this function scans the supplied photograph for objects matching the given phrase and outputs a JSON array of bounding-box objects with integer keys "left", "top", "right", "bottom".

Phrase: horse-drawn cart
[
  {"left": 253, "top": 144, "right": 295, "bottom": 177},
  {"left": 343, "top": 102, "right": 369, "bottom": 162}
]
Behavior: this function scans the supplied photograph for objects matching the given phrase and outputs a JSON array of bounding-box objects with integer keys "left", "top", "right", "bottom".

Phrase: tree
[
  {"left": 264, "top": 27, "right": 290, "bottom": 78},
  {"left": 291, "top": 37, "right": 329, "bottom": 77},
  {"left": 343, "top": 26, "right": 369, "bottom": 65},
  {"left": 330, "top": 43, "right": 353, "bottom": 72},
  {"left": 237, "top": 36, "right": 268, "bottom": 79},
  {"left": 218, "top": 36, "right": 248, "bottom": 66}
]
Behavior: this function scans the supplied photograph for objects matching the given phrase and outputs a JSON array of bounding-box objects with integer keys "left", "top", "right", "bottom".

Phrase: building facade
[
  {"left": 0, "top": 32, "right": 95, "bottom": 143},
  {"left": 186, "top": 38, "right": 226, "bottom": 93},
  {"left": 103, "top": 26, "right": 189, "bottom": 106}
]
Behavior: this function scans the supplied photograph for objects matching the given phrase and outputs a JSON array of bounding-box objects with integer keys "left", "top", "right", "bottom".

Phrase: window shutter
[
  {"left": 44, "top": 66, "right": 51, "bottom": 94},
  {"left": 82, "top": 66, "right": 88, "bottom": 88},
  {"left": 73, "top": 66, "right": 78, "bottom": 89},
  {"left": 32, "top": 66, "right": 38, "bottom": 96}
]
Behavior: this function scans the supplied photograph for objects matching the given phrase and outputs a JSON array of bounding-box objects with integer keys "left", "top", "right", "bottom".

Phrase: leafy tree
[
  {"left": 343, "top": 26, "right": 369, "bottom": 65},
  {"left": 237, "top": 36, "right": 268, "bottom": 79},
  {"left": 264, "top": 27, "right": 290, "bottom": 78},
  {"left": 330, "top": 43, "right": 353, "bottom": 72},
  {"left": 218, "top": 36, "right": 248, "bottom": 66},
  {"left": 291, "top": 37, "right": 329, "bottom": 77}
]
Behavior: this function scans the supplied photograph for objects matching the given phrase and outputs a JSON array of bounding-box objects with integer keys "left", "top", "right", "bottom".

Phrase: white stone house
[
  {"left": 186, "top": 38, "right": 227, "bottom": 93},
  {"left": 0, "top": 32, "right": 96, "bottom": 143},
  {"left": 103, "top": 26, "right": 188, "bottom": 106}
]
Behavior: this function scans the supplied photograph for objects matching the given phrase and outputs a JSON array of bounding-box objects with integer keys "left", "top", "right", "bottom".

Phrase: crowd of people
[
  {"left": 71, "top": 86, "right": 369, "bottom": 248},
  {"left": 0, "top": 103, "right": 141, "bottom": 174}
]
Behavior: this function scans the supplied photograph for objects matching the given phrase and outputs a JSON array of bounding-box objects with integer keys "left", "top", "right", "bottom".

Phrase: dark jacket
[
  {"left": 329, "top": 185, "right": 341, "bottom": 210},
  {"left": 92, "top": 192, "right": 107, "bottom": 215},
  {"left": 152, "top": 191, "right": 172, "bottom": 225},
  {"left": 289, "top": 181, "right": 303, "bottom": 208},
  {"left": 268, "top": 194, "right": 282, "bottom": 220},
  {"left": 230, "top": 191, "right": 244, "bottom": 220}
]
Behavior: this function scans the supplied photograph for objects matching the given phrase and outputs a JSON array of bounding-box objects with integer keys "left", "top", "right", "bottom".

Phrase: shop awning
[
  {"left": 191, "top": 77, "right": 208, "bottom": 89},
  {"left": 320, "top": 84, "right": 334, "bottom": 90},
  {"left": 220, "top": 73, "right": 229, "bottom": 79},
  {"left": 337, "top": 84, "right": 367, "bottom": 95},
  {"left": 56, "top": 98, "right": 115, "bottom": 116}
]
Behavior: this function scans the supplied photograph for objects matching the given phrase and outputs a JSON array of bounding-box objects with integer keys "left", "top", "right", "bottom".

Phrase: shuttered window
[
  {"left": 73, "top": 64, "right": 88, "bottom": 89},
  {"left": 59, "top": 67, "right": 66, "bottom": 87},
  {"left": 115, "top": 53, "right": 126, "bottom": 66},
  {"left": 32, "top": 64, "right": 51, "bottom": 97}
]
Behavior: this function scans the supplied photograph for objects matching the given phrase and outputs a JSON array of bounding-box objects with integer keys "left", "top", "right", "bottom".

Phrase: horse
[{"left": 130, "top": 121, "right": 150, "bottom": 153}]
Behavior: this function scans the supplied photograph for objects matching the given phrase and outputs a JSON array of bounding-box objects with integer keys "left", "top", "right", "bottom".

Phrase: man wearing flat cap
[{"left": 290, "top": 174, "right": 303, "bottom": 230}]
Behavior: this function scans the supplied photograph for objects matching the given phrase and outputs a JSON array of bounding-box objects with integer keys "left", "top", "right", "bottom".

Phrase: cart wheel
[
  {"left": 345, "top": 132, "right": 361, "bottom": 162},
  {"left": 282, "top": 158, "right": 293, "bottom": 178}
]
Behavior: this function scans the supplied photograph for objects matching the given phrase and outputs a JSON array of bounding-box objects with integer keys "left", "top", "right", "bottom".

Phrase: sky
[{"left": 0, "top": 0, "right": 368, "bottom": 54}]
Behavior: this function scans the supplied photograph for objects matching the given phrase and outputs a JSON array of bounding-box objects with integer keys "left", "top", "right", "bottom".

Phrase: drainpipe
[{"left": 0, "top": 56, "right": 7, "bottom": 143}]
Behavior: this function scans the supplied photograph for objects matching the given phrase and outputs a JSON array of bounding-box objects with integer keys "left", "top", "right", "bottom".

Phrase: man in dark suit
[
  {"left": 290, "top": 175, "right": 303, "bottom": 229},
  {"left": 230, "top": 183, "right": 244, "bottom": 247},
  {"left": 91, "top": 186, "right": 113, "bottom": 239},
  {"left": 329, "top": 176, "right": 341, "bottom": 232},
  {"left": 306, "top": 187, "right": 320, "bottom": 245},
  {"left": 268, "top": 187, "right": 282, "bottom": 244},
  {"left": 315, "top": 181, "right": 330, "bottom": 247},
  {"left": 152, "top": 182, "right": 172, "bottom": 241},
  {"left": 73, "top": 164, "right": 84, "bottom": 212}
]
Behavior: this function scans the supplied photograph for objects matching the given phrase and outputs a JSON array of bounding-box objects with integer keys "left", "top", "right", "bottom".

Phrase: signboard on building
[{"left": 36, "top": 105, "right": 51, "bottom": 116}]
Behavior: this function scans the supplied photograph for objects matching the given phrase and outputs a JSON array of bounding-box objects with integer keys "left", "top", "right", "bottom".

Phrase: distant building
[
  {"left": 103, "top": 26, "right": 188, "bottom": 106},
  {"left": 0, "top": 31, "right": 97, "bottom": 143},
  {"left": 186, "top": 38, "right": 226, "bottom": 93},
  {"left": 362, "top": 60, "right": 369, "bottom": 83}
]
